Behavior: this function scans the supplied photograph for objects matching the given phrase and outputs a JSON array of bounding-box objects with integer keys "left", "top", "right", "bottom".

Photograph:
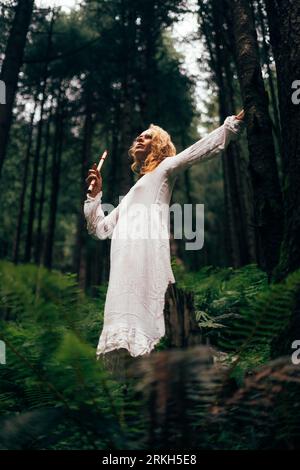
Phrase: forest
[{"left": 0, "top": 0, "right": 300, "bottom": 452}]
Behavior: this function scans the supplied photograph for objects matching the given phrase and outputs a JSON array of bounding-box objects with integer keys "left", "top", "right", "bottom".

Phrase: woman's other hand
[
  {"left": 85, "top": 163, "right": 103, "bottom": 197},
  {"left": 235, "top": 109, "right": 245, "bottom": 120}
]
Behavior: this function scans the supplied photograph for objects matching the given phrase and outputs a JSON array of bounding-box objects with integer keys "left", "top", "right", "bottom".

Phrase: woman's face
[{"left": 133, "top": 129, "right": 152, "bottom": 163}]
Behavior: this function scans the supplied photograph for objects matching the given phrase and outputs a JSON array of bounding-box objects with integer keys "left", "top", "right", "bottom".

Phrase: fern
[
  {"left": 1, "top": 260, "right": 299, "bottom": 449},
  {"left": 173, "top": 264, "right": 267, "bottom": 348},
  {"left": 172, "top": 263, "right": 300, "bottom": 384},
  {"left": 219, "top": 268, "right": 300, "bottom": 379},
  {"left": 0, "top": 261, "right": 143, "bottom": 449}
]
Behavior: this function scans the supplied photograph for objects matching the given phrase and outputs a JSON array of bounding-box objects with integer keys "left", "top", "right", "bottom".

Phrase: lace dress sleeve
[
  {"left": 162, "top": 115, "right": 246, "bottom": 178},
  {"left": 83, "top": 191, "right": 119, "bottom": 240}
]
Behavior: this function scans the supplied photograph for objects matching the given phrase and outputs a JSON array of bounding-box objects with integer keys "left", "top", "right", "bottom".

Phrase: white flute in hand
[{"left": 87, "top": 150, "right": 108, "bottom": 194}]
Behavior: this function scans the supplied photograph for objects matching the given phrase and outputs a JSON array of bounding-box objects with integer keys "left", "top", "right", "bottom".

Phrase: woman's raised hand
[
  {"left": 235, "top": 109, "right": 245, "bottom": 120},
  {"left": 85, "top": 163, "right": 103, "bottom": 197}
]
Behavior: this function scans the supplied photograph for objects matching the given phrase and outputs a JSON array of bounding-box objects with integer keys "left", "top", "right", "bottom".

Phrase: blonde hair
[{"left": 129, "top": 124, "right": 176, "bottom": 176}]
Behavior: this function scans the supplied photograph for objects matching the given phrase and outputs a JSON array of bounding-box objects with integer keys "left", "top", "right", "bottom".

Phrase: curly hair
[{"left": 129, "top": 124, "right": 176, "bottom": 176}]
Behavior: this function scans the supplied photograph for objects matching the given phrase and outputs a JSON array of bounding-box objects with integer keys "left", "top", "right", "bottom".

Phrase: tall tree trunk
[
  {"left": 13, "top": 97, "right": 37, "bottom": 264},
  {"left": 44, "top": 91, "right": 64, "bottom": 270},
  {"left": 34, "top": 104, "right": 52, "bottom": 264},
  {"left": 0, "top": 0, "right": 34, "bottom": 177},
  {"left": 24, "top": 86, "right": 46, "bottom": 263},
  {"left": 223, "top": 2, "right": 258, "bottom": 264},
  {"left": 138, "top": 0, "right": 160, "bottom": 125},
  {"left": 232, "top": 0, "right": 283, "bottom": 278},
  {"left": 198, "top": 0, "right": 254, "bottom": 267},
  {"left": 24, "top": 15, "right": 54, "bottom": 263},
  {"left": 117, "top": 0, "right": 136, "bottom": 198},
  {"left": 256, "top": 0, "right": 282, "bottom": 154},
  {"left": 265, "top": 0, "right": 300, "bottom": 279},
  {"left": 74, "top": 89, "right": 94, "bottom": 288}
]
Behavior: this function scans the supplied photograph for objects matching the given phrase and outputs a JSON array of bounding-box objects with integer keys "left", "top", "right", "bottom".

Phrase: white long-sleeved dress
[{"left": 84, "top": 115, "right": 245, "bottom": 358}]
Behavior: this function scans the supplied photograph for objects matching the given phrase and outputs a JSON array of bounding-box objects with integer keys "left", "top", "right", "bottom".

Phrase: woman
[{"left": 84, "top": 110, "right": 245, "bottom": 359}]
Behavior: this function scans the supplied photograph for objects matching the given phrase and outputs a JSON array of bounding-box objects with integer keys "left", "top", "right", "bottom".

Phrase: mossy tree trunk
[
  {"left": 231, "top": 0, "right": 283, "bottom": 278},
  {"left": 265, "top": 0, "right": 300, "bottom": 280}
]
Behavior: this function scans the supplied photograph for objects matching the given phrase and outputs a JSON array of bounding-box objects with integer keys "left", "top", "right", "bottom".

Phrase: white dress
[{"left": 84, "top": 115, "right": 245, "bottom": 357}]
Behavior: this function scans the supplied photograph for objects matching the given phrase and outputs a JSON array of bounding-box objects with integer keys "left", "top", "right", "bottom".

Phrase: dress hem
[{"left": 96, "top": 327, "right": 164, "bottom": 358}]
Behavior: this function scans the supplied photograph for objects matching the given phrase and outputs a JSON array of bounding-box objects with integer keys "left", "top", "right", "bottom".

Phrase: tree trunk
[
  {"left": 44, "top": 91, "right": 64, "bottom": 270},
  {"left": 13, "top": 98, "right": 37, "bottom": 264},
  {"left": 265, "top": 0, "right": 300, "bottom": 358},
  {"left": 117, "top": 0, "right": 136, "bottom": 198},
  {"left": 0, "top": 0, "right": 34, "bottom": 177},
  {"left": 265, "top": 0, "right": 300, "bottom": 279},
  {"left": 164, "top": 283, "right": 203, "bottom": 348},
  {"left": 34, "top": 105, "right": 52, "bottom": 265},
  {"left": 232, "top": 0, "right": 283, "bottom": 278},
  {"left": 198, "top": 0, "right": 255, "bottom": 267},
  {"left": 74, "top": 89, "right": 94, "bottom": 288},
  {"left": 223, "top": 2, "right": 258, "bottom": 264},
  {"left": 24, "top": 15, "right": 54, "bottom": 263},
  {"left": 256, "top": 0, "right": 282, "bottom": 154}
]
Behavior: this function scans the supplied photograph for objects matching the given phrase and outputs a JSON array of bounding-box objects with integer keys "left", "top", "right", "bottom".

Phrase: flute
[{"left": 87, "top": 149, "right": 108, "bottom": 194}]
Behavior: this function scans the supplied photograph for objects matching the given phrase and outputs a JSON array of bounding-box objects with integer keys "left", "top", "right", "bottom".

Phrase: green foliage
[
  {"left": 219, "top": 267, "right": 300, "bottom": 380},
  {"left": 172, "top": 262, "right": 300, "bottom": 385},
  {"left": 0, "top": 261, "right": 145, "bottom": 450},
  {"left": 153, "top": 333, "right": 173, "bottom": 353},
  {"left": 1, "top": 260, "right": 299, "bottom": 449},
  {"left": 173, "top": 263, "right": 267, "bottom": 343}
]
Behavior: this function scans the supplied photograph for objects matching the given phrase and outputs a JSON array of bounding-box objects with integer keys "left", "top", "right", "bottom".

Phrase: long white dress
[{"left": 84, "top": 115, "right": 245, "bottom": 358}]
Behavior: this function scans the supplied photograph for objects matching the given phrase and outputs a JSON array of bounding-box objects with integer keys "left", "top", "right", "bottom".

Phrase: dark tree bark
[
  {"left": 198, "top": 0, "right": 256, "bottom": 267},
  {"left": 256, "top": 0, "right": 282, "bottom": 153},
  {"left": 74, "top": 88, "right": 94, "bottom": 288},
  {"left": 265, "top": 0, "right": 300, "bottom": 358},
  {"left": 164, "top": 283, "right": 203, "bottom": 349},
  {"left": 34, "top": 104, "right": 53, "bottom": 264},
  {"left": 138, "top": 0, "right": 161, "bottom": 126},
  {"left": 13, "top": 98, "right": 38, "bottom": 264},
  {"left": 198, "top": 1, "right": 240, "bottom": 266},
  {"left": 24, "top": 14, "right": 54, "bottom": 263},
  {"left": 231, "top": 0, "right": 283, "bottom": 278},
  {"left": 223, "top": 1, "right": 258, "bottom": 263},
  {"left": 265, "top": 0, "right": 300, "bottom": 279},
  {"left": 0, "top": 0, "right": 34, "bottom": 177},
  {"left": 44, "top": 89, "right": 64, "bottom": 270},
  {"left": 116, "top": 0, "right": 136, "bottom": 198},
  {"left": 212, "top": 0, "right": 248, "bottom": 267}
]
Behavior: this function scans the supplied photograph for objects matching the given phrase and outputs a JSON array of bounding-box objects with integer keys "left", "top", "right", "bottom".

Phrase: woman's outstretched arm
[
  {"left": 162, "top": 114, "right": 246, "bottom": 178},
  {"left": 83, "top": 191, "right": 119, "bottom": 240}
]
